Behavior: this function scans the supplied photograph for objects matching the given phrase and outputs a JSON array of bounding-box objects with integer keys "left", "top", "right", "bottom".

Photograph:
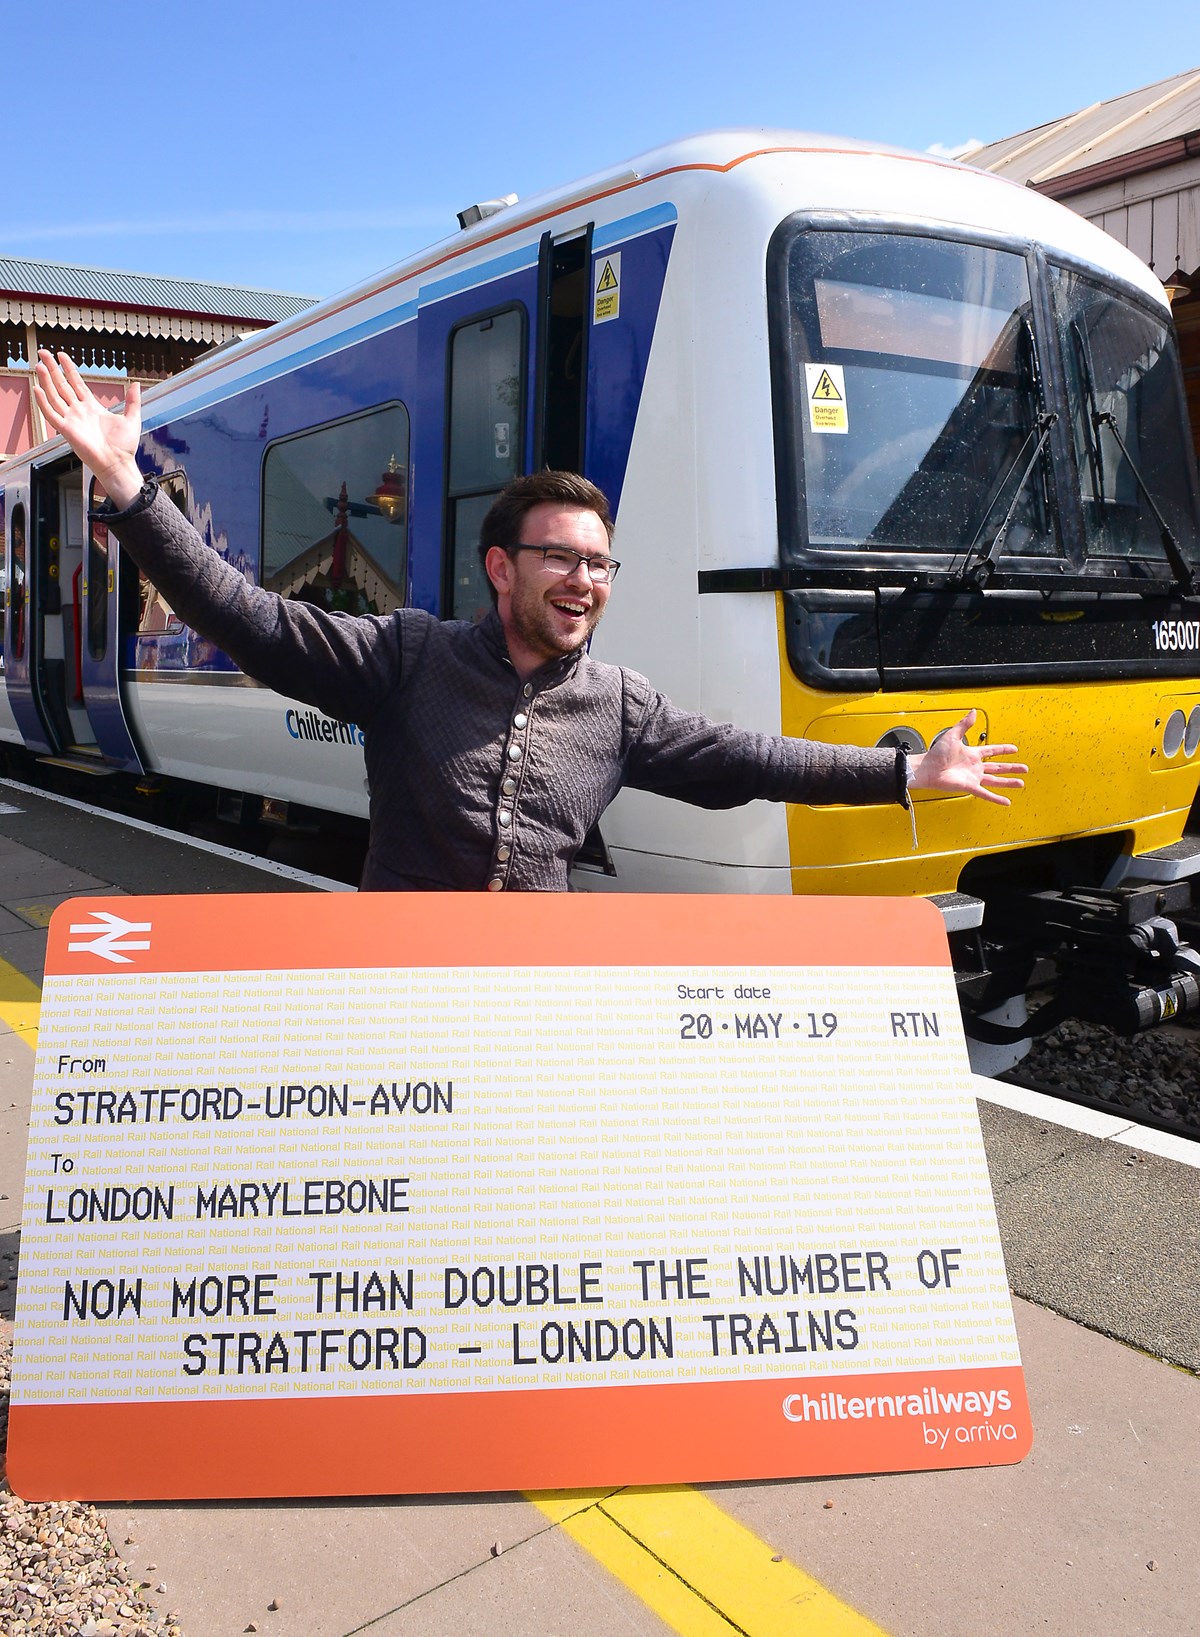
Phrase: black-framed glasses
[{"left": 508, "top": 544, "right": 621, "bottom": 583}]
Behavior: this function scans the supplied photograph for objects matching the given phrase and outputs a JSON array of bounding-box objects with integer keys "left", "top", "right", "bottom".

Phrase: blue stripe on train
[{"left": 143, "top": 203, "right": 679, "bottom": 434}]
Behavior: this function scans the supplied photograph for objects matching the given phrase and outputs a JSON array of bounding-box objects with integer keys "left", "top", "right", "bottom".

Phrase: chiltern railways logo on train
[{"left": 66, "top": 911, "right": 153, "bottom": 965}]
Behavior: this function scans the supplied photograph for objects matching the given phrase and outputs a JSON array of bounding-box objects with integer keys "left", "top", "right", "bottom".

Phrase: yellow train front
[{"left": 587, "top": 138, "right": 1200, "bottom": 1072}]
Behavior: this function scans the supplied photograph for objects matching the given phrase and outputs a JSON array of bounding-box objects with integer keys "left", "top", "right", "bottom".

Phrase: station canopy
[
  {"left": 966, "top": 67, "right": 1200, "bottom": 287},
  {"left": 0, "top": 254, "right": 315, "bottom": 458},
  {"left": 966, "top": 68, "right": 1200, "bottom": 454}
]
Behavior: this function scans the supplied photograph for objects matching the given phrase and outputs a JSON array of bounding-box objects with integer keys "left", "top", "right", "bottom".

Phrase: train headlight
[
  {"left": 875, "top": 727, "right": 926, "bottom": 753},
  {"left": 1163, "top": 709, "right": 1187, "bottom": 757},
  {"left": 1186, "top": 706, "right": 1200, "bottom": 758}
]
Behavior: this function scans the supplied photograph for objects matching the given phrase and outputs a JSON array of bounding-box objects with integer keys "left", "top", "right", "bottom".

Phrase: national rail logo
[{"left": 65, "top": 909, "right": 154, "bottom": 966}]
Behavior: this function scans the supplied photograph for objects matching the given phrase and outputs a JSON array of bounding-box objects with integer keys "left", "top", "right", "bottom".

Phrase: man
[{"left": 34, "top": 351, "right": 1025, "bottom": 891}]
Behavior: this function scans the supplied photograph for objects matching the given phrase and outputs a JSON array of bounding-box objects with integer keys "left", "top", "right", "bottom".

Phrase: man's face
[{"left": 488, "top": 502, "right": 613, "bottom": 668}]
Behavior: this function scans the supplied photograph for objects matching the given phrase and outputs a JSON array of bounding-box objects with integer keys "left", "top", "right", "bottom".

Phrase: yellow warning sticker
[
  {"left": 594, "top": 252, "right": 621, "bottom": 324},
  {"left": 1161, "top": 991, "right": 1178, "bottom": 1019},
  {"left": 804, "top": 362, "right": 849, "bottom": 434}
]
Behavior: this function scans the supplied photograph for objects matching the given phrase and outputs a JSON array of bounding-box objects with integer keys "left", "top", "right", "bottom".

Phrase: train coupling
[
  {"left": 965, "top": 879, "right": 1200, "bottom": 1042},
  {"left": 1075, "top": 913, "right": 1200, "bottom": 1033}
]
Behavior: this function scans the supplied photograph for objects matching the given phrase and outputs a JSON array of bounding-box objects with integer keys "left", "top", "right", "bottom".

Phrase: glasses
[{"left": 508, "top": 544, "right": 621, "bottom": 583}]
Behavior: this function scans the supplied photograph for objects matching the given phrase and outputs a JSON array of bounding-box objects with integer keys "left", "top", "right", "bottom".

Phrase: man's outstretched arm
[{"left": 624, "top": 684, "right": 1026, "bottom": 812}]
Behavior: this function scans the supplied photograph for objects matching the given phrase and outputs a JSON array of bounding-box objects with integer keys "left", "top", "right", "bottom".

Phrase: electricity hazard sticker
[
  {"left": 805, "top": 362, "right": 849, "bottom": 434},
  {"left": 594, "top": 253, "right": 621, "bottom": 324}
]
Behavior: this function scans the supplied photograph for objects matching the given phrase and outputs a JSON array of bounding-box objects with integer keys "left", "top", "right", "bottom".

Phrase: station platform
[{"left": 0, "top": 781, "right": 1196, "bottom": 1637}]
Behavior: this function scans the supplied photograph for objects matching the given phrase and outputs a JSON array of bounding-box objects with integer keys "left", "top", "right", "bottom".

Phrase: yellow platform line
[
  {"left": 4, "top": 960, "right": 884, "bottom": 1634},
  {"left": 528, "top": 1486, "right": 888, "bottom": 1636},
  {"left": 0, "top": 959, "right": 41, "bottom": 1050}
]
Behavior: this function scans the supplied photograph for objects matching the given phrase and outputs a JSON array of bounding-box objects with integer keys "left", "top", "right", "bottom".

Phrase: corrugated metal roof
[
  {"left": 968, "top": 67, "right": 1200, "bottom": 185},
  {"left": 0, "top": 253, "right": 314, "bottom": 322}
]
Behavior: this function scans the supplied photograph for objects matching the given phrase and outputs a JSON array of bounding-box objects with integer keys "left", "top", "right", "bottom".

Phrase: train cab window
[
  {"left": 446, "top": 307, "right": 525, "bottom": 620},
  {"left": 772, "top": 228, "right": 1057, "bottom": 564},
  {"left": 1049, "top": 266, "right": 1200, "bottom": 572},
  {"left": 262, "top": 405, "right": 409, "bottom": 615},
  {"left": 10, "top": 501, "right": 26, "bottom": 661}
]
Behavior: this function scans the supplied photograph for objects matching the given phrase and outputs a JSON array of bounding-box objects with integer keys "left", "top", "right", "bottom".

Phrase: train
[{"left": 4, "top": 128, "right": 1200, "bottom": 1074}]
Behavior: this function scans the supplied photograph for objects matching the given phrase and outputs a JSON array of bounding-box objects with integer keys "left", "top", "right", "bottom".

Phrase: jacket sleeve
[
  {"left": 622, "top": 675, "right": 906, "bottom": 808},
  {"left": 101, "top": 480, "right": 408, "bottom": 726}
]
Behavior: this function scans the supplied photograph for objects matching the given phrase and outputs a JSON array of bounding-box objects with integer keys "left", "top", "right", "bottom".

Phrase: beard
[{"left": 506, "top": 575, "right": 605, "bottom": 663}]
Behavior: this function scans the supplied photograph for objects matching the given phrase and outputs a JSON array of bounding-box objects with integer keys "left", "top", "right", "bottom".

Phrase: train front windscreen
[{"left": 770, "top": 223, "right": 1200, "bottom": 583}]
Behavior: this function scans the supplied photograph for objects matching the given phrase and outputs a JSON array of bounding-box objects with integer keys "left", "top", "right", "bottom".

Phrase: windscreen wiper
[
  {"left": 1092, "top": 409, "right": 1198, "bottom": 594},
  {"left": 951, "top": 411, "right": 1058, "bottom": 588},
  {"left": 1070, "top": 319, "right": 1106, "bottom": 512}
]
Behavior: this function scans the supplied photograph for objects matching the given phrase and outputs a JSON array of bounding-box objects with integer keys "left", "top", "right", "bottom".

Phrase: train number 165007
[{"left": 1152, "top": 619, "right": 1200, "bottom": 652}]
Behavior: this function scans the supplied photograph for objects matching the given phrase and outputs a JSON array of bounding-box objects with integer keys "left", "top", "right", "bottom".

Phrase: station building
[
  {"left": 967, "top": 67, "right": 1200, "bottom": 458},
  {"left": 0, "top": 256, "right": 313, "bottom": 460}
]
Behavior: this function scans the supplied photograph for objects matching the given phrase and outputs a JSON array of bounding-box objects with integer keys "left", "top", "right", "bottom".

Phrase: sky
[{"left": 6, "top": 1, "right": 1196, "bottom": 301}]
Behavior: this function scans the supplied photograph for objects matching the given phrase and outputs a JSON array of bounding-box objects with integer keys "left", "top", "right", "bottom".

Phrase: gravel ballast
[
  {"left": 1010, "top": 1017, "right": 1200, "bottom": 1137},
  {"left": 0, "top": 1325, "right": 183, "bottom": 1637}
]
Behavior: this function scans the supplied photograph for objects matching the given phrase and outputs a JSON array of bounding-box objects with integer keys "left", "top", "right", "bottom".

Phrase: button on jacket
[{"left": 104, "top": 484, "right": 906, "bottom": 892}]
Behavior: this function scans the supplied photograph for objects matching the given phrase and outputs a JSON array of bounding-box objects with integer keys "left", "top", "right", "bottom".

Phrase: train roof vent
[{"left": 457, "top": 194, "right": 518, "bottom": 230}]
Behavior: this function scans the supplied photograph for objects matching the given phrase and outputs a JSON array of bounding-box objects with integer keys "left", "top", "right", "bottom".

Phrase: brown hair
[{"left": 477, "top": 471, "right": 614, "bottom": 601}]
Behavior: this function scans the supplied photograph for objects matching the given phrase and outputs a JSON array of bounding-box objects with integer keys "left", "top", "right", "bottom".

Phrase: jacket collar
[{"left": 478, "top": 605, "right": 584, "bottom": 688}]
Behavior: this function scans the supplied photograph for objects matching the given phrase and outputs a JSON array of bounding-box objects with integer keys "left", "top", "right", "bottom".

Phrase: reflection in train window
[
  {"left": 136, "top": 473, "right": 187, "bottom": 635},
  {"left": 446, "top": 307, "right": 525, "bottom": 621},
  {"left": 776, "top": 229, "right": 1055, "bottom": 562},
  {"left": 1051, "top": 265, "right": 1200, "bottom": 568},
  {"left": 262, "top": 404, "right": 410, "bottom": 615}
]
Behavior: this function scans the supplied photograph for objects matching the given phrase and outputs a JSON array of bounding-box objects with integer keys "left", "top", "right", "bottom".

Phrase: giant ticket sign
[{"left": 9, "top": 893, "right": 1031, "bottom": 1499}]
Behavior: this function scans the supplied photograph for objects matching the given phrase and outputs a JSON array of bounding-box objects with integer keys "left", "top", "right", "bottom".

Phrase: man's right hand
[{"left": 33, "top": 350, "right": 144, "bottom": 510}]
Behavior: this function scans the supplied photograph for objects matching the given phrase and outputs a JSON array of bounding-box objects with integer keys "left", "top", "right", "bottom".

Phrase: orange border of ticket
[
  {"left": 10, "top": 1366, "right": 1031, "bottom": 1500},
  {"left": 43, "top": 891, "right": 952, "bottom": 977}
]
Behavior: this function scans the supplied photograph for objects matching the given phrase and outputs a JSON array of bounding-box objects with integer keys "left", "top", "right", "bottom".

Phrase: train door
[
  {"left": 3, "top": 475, "right": 51, "bottom": 754},
  {"left": 0, "top": 487, "right": 21, "bottom": 745},
  {"left": 37, "top": 462, "right": 102, "bottom": 761},
  {"left": 534, "top": 227, "right": 591, "bottom": 475},
  {"left": 440, "top": 303, "right": 528, "bottom": 619},
  {"left": 3, "top": 458, "right": 110, "bottom": 765},
  {"left": 428, "top": 227, "right": 593, "bottom": 622},
  {"left": 78, "top": 473, "right": 145, "bottom": 773}
]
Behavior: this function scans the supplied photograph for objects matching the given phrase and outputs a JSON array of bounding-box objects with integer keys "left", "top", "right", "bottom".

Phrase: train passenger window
[
  {"left": 772, "top": 228, "right": 1057, "bottom": 563},
  {"left": 262, "top": 405, "right": 410, "bottom": 616},
  {"left": 86, "top": 480, "right": 108, "bottom": 659},
  {"left": 0, "top": 492, "right": 5, "bottom": 662},
  {"left": 446, "top": 307, "right": 525, "bottom": 620},
  {"left": 1049, "top": 266, "right": 1200, "bottom": 569}
]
